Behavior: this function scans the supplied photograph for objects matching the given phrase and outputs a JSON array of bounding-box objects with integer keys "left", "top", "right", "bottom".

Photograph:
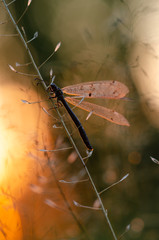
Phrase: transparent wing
[
  {"left": 65, "top": 97, "right": 130, "bottom": 126},
  {"left": 62, "top": 81, "right": 129, "bottom": 99}
]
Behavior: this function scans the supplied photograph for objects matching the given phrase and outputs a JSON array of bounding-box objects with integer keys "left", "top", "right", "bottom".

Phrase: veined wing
[
  {"left": 62, "top": 81, "right": 129, "bottom": 99},
  {"left": 65, "top": 97, "right": 130, "bottom": 126}
]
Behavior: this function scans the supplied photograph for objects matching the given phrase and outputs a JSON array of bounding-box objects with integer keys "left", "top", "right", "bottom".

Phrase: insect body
[{"left": 49, "top": 83, "right": 93, "bottom": 150}]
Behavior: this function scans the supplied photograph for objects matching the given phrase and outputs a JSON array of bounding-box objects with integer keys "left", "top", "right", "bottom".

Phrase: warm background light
[
  {"left": 0, "top": 76, "right": 56, "bottom": 239},
  {"left": 0, "top": 195, "right": 22, "bottom": 240},
  {"left": 0, "top": 123, "right": 7, "bottom": 177}
]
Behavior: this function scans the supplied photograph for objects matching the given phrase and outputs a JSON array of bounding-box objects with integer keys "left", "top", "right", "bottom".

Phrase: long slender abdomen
[{"left": 60, "top": 97, "right": 93, "bottom": 150}]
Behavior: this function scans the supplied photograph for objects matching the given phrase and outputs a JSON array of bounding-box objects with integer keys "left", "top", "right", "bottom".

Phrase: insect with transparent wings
[{"left": 48, "top": 80, "right": 130, "bottom": 151}]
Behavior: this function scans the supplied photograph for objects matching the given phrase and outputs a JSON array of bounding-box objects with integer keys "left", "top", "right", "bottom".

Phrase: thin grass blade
[
  {"left": 62, "top": 80, "right": 129, "bottom": 99},
  {"left": 65, "top": 97, "right": 130, "bottom": 126}
]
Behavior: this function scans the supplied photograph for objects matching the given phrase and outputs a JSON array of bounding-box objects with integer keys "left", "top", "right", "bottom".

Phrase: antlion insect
[{"left": 48, "top": 80, "right": 130, "bottom": 151}]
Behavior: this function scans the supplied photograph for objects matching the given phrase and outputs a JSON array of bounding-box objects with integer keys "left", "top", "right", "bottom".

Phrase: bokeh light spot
[
  {"left": 131, "top": 217, "right": 144, "bottom": 233},
  {"left": 128, "top": 151, "right": 142, "bottom": 165}
]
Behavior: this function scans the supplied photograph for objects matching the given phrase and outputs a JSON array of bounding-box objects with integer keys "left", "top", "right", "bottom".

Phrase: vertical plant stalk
[
  {"left": 2, "top": 1, "right": 118, "bottom": 239},
  {"left": 44, "top": 150, "right": 92, "bottom": 240}
]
